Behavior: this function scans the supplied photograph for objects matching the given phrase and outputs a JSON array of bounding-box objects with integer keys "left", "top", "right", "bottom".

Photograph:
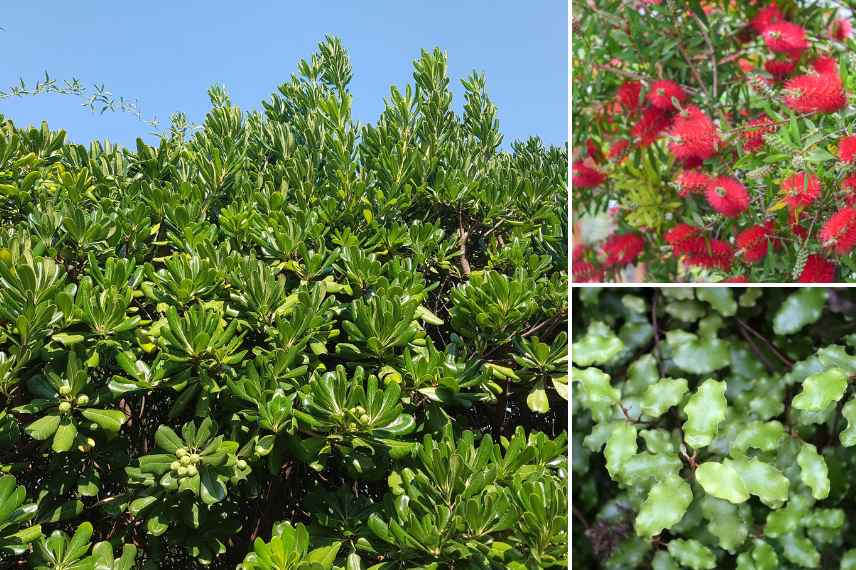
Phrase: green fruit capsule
[
  {"left": 237, "top": 459, "right": 247, "bottom": 470},
  {"left": 186, "top": 465, "right": 198, "bottom": 476},
  {"left": 59, "top": 385, "right": 72, "bottom": 396},
  {"left": 359, "top": 414, "right": 370, "bottom": 424},
  {"left": 176, "top": 448, "right": 187, "bottom": 458},
  {"left": 58, "top": 401, "right": 72, "bottom": 413},
  {"left": 76, "top": 394, "right": 89, "bottom": 406},
  {"left": 354, "top": 406, "right": 366, "bottom": 416},
  {"left": 171, "top": 461, "right": 181, "bottom": 471},
  {"left": 177, "top": 466, "right": 188, "bottom": 477},
  {"left": 180, "top": 455, "right": 192, "bottom": 466},
  {"left": 190, "top": 453, "right": 200, "bottom": 463}
]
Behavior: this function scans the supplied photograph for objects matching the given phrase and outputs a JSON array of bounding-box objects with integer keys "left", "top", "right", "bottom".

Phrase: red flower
[
  {"left": 751, "top": 2, "right": 784, "bottom": 34},
  {"left": 830, "top": 18, "right": 852, "bottom": 42},
  {"left": 819, "top": 207, "right": 856, "bottom": 254},
  {"left": 668, "top": 106, "right": 721, "bottom": 162},
  {"left": 812, "top": 56, "right": 839, "bottom": 76},
  {"left": 798, "top": 254, "right": 837, "bottom": 282},
  {"left": 608, "top": 139, "right": 630, "bottom": 160},
  {"left": 572, "top": 160, "right": 606, "bottom": 189},
  {"left": 631, "top": 106, "right": 673, "bottom": 146},
  {"left": 743, "top": 114, "right": 776, "bottom": 152},
  {"left": 677, "top": 169, "right": 711, "bottom": 197},
  {"left": 665, "top": 223, "right": 706, "bottom": 255},
  {"left": 765, "top": 57, "right": 797, "bottom": 78},
  {"left": 616, "top": 81, "right": 643, "bottom": 112},
  {"left": 705, "top": 176, "right": 750, "bottom": 217},
  {"left": 783, "top": 73, "right": 847, "bottom": 113},
  {"left": 572, "top": 261, "right": 604, "bottom": 283},
  {"left": 843, "top": 174, "right": 856, "bottom": 206},
  {"left": 686, "top": 239, "right": 734, "bottom": 271},
  {"left": 646, "top": 80, "right": 687, "bottom": 111},
  {"left": 721, "top": 275, "right": 749, "bottom": 283},
  {"left": 735, "top": 222, "right": 775, "bottom": 263},
  {"left": 586, "top": 139, "right": 603, "bottom": 163},
  {"left": 602, "top": 233, "right": 645, "bottom": 267},
  {"left": 762, "top": 22, "right": 809, "bottom": 54},
  {"left": 839, "top": 135, "right": 856, "bottom": 162},
  {"left": 781, "top": 172, "right": 821, "bottom": 209}
]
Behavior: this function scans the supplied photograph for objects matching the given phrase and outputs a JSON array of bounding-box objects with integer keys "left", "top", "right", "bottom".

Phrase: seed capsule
[
  {"left": 186, "top": 465, "right": 198, "bottom": 476},
  {"left": 237, "top": 459, "right": 247, "bottom": 469},
  {"left": 177, "top": 466, "right": 188, "bottom": 477},
  {"left": 59, "top": 385, "right": 72, "bottom": 396},
  {"left": 58, "top": 401, "right": 72, "bottom": 413},
  {"left": 359, "top": 414, "right": 370, "bottom": 424},
  {"left": 171, "top": 461, "right": 181, "bottom": 471},
  {"left": 176, "top": 448, "right": 187, "bottom": 458},
  {"left": 180, "top": 455, "right": 192, "bottom": 466},
  {"left": 76, "top": 394, "right": 89, "bottom": 406}
]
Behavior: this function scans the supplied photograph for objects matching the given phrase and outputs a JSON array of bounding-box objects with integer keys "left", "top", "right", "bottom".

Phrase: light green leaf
[
  {"left": 635, "top": 475, "right": 693, "bottom": 538},
  {"left": 80, "top": 408, "right": 127, "bottom": 433},
  {"left": 641, "top": 378, "right": 688, "bottom": 418},
  {"left": 571, "top": 321, "right": 624, "bottom": 366},
  {"left": 682, "top": 379, "right": 727, "bottom": 449},
  {"left": 572, "top": 367, "right": 620, "bottom": 421},
  {"left": 604, "top": 423, "right": 637, "bottom": 479},
  {"left": 696, "top": 461, "right": 749, "bottom": 504},
  {"left": 52, "top": 420, "right": 77, "bottom": 453},
  {"left": 697, "top": 288, "right": 736, "bottom": 316},
  {"left": 728, "top": 457, "right": 789, "bottom": 508},
  {"left": 791, "top": 368, "right": 848, "bottom": 411},
  {"left": 25, "top": 414, "right": 60, "bottom": 440},
  {"left": 841, "top": 397, "right": 856, "bottom": 447},
  {"left": 773, "top": 288, "right": 826, "bottom": 335},
  {"left": 797, "top": 443, "right": 829, "bottom": 500},
  {"left": 667, "top": 538, "right": 716, "bottom": 570}
]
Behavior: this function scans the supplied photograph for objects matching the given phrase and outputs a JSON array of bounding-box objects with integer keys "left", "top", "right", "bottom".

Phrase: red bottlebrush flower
[
  {"left": 572, "top": 159, "right": 606, "bottom": 189},
  {"left": 572, "top": 261, "right": 604, "bottom": 283},
  {"left": 839, "top": 135, "right": 856, "bottom": 163},
  {"left": 665, "top": 224, "right": 707, "bottom": 255},
  {"left": 722, "top": 275, "right": 750, "bottom": 283},
  {"left": 798, "top": 254, "right": 837, "bottom": 282},
  {"left": 743, "top": 114, "right": 777, "bottom": 152},
  {"left": 765, "top": 57, "right": 797, "bottom": 78},
  {"left": 631, "top": 106, "right": 673, "bottom": 146},
  {"left": 783, "top": 73, "right": 847, "bottom": 114},
  {"left": 572, "top": 243, "right": 588, "bottom": 263},
  {"left": 647, "top": 80, "right": 687, "bottom": 111},
  {"left": 736, "top": 222, "right": 775, "bottom": 263},
  {"left": 843, "top": 174, "right": 856, "bottom": 206},
  {"left": 706, "top": 176, "right": 750, "bottom": 218},
  {"left": 762, "top": 22, "right": 809, "bottom": 54},
  {"left": 602, "top": 233, "right": 644, "bottom": 267},
  {"left": 668, "top": 106, "right": 721, "bottom": 162},
  {"left": 677, "top": 169, "right": 711, "bottom": 197},
  {"left": 819, "top": 207, "right": 856, "bottom": 254},
  {"left": 608, "top": 139, "right": 630, "bottom": 160},
  {"left": 686, "top": 239, "right": 734, "bottom": 271},
  {"left": 616, "top": 81, "right": 643, "bottom": 112},
  {"left": 738, "top": 58, "right": 755, "bottom": 73},
  {"left": 751, "top": 2, "right": 784, "bottom": 34},
  {"left": 781, "top": 172, "right": 822, "bottom": 209},
  {"left": 812, "top": 56, "right": 839, "bottom": 76},
  {"left": 830, "top": 18, "right": 852, "bottom": 42}
]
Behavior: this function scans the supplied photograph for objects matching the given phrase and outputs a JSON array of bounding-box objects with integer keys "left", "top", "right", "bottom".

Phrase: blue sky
[{"left": 1, "top": 2, "right": 567, "bottom": 150}]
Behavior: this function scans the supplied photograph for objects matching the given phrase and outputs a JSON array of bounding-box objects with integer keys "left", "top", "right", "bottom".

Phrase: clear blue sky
[{"left": 1, "top": 2, "right": 567, "bottom": 150}]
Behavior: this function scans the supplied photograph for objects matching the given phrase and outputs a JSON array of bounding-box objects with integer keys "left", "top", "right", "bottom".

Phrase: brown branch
[
  {"left": 457, "top": 208, "right": 471, "bottom": 277},
  {"left": 736, "top": 318, "right": 794, "bottom": 368}
]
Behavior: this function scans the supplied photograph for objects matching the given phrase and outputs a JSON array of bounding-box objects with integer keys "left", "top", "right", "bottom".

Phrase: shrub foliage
[
  {"left": 572, "top": 286, "right": 856, "bottom": 568},
  {"left": 0, "top": 37, "right": 568, "bottom": 569},
  {"left": 572, "top": 0, "right": 856, "bottom": 282}
]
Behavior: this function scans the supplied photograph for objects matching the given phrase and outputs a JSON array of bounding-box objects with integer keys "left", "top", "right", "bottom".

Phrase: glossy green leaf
[
  {"left": 682, "top": 379, "right": 727, "bottom": 449},
  {"left": 773, "top": 288, "right": 826, "bottom": 335},
  {"left": 635, "top": 475, "right": 693, "bottom": 538},
  {"left": 797, "top": 443, "right": 830, "bottom": 500},
  {"left": 696, "top": 461, "right": 749, "bottom": 504},
  {"left": 791, "top": 368, "right": 848, "bottom": 411}
]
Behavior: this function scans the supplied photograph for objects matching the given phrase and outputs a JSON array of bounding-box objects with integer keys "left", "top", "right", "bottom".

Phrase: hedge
[
  {"left": 572, "top": 286, "right": 856, "bottom": 568},
  {"left": 0, "top": 37, "right": 568, "bottom": 569}
]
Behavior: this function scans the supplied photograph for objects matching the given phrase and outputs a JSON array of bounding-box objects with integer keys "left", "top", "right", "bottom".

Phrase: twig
[
  {"left": 651, "top": 291, "right": 664, "bottom": 377},
  {"left": 457, "top": 208, "right": 471, "bottom": 277},
  {"left": 691, "top": 13, "right": 718, "bottom": 99},
  {"left": 737, "top": 318, "right": 794, "bottom": 368}
]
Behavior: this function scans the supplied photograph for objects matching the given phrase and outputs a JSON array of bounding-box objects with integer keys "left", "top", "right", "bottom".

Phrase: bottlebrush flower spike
[
  {"left": 812, "top": 56, "right": 839, "bottom": 75},
  {"left": 572, "top": 159, "right": 606, "bottom": 189},
  {"left": 781, "top": 172, "right": 821, "bottom": 209},
  {"left": 843, "top": 175, "right": 856, "bottom": 206},
  {"left": 646, "top": 79, "right": 687, "bottom": 111},
  {"left": 665, "top": 223, "right": 707, "bottom": 255},
  {"left": 668, "top": 106, "right": 721, "bottom": 162},
  {"left": 764, "top": 57, "right": 797, "bottom": 79},
  {"left": 677, "top": 170, "right": 711, "bottom": 197},
  {"left": 608, "top": 139, "right": 630, "bottom": 160},
  {"left": 735, "top": 222, "right": 775, "bottom": 263},
  {"left": 743, "top": 114, "right": 777, "bottom": 152},
  {"left": 839, "top": 135, "right": 856, "bottom": 162},
  {"left": 631, "top": 106, "right": 673, "bottom": 146},
  {"left": 762, "top": 22, "right": 809, "bottom": 53},
  {"left": 616, "top": 81, "right": 643, "bottom": 112},
  {"left": 705, "top": 176, "right": 750, "bottom": 217},
  {"left": 602, "top": 233, "right": 645, "bottom": 267},
  {"left": 830, "top": 18, "right": 852, "bottom": 41},
  {"left": 751, "top": 2, "right": 784, "bottom": 34},
  {"left": 572, "top": 261, "right": 604, "bottom": 283},
  {"left": 798, "top": 254, "right": 837, "bottom": 282},
  {"left": 783, "top": 73, "right": 847, "bottom": 113},
  {"left": 686, "top": 239, "right": 734, "bottom": 271},
  {"left": 721, "top": 275, "right": 750, "bottom": 283},
  {"left": 819, "top": 207, "right": 856, "bottom": 254}
]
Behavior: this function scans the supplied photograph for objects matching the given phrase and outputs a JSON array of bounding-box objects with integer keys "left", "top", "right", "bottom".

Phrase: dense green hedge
[
  {"left": 0, "top": 37, "right": 568, "bottom": 569},
  {"left": 572, "top": 287, "right": 856, "bottom": 569}
]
